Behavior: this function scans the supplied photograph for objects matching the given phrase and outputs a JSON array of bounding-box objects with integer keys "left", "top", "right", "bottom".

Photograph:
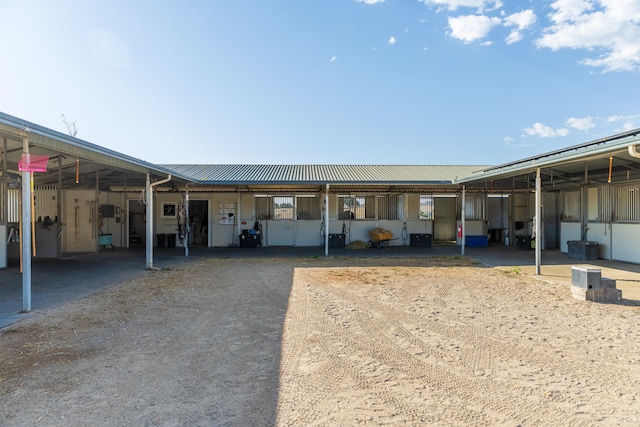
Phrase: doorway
[
  {"left": 189, "top": 200, "right": 209, "bottom": 246},
  {"left": 434, "top": 196, "right": 457, "bottom": 241},
  {"left": 128, "top": 199, "right": 146, "bottom": 248}
]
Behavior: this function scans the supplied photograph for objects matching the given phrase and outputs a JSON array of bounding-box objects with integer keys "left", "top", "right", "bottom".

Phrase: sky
[{"left": 1, "top": 0, "right": 640, "bottom": 166}]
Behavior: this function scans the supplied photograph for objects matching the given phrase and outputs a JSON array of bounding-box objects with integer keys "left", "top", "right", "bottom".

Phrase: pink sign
[{"left": 18, "top": 154, "right": 50, "bottom": 172}]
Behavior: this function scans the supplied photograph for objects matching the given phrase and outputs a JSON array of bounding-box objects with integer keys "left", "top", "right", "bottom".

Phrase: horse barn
[{"left": 2, "top": 111, "right": 640, "bottom": 309}]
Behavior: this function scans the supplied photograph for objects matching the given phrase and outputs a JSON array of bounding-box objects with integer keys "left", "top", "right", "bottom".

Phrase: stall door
[
  {"left": 265, "top": 196, "right": 294, "bottom": 246},
  {"left": 434, "top": 197, "right": 457, "bottom": 241}
]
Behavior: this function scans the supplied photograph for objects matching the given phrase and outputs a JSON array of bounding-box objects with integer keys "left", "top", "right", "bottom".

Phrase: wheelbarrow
[{"left": 367, "top": 228, "right": 396, "bottom": 248}]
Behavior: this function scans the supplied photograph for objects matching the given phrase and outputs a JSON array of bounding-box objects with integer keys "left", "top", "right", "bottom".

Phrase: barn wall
[
  {"left": 63, "top": 189, "right": 98, "bottom": 253},
  {"left": 612, "top": 224, "right": 640, "bottom": 264}
]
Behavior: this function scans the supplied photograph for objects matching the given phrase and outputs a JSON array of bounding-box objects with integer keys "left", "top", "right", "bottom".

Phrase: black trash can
[
  {"left": 328, "top": 234, "right": 345, "bottom": 248},
  {"left": 157, "top": 233, "right": 166, "bottom": 248},
  {"left": 167, "top": 233, "right": 176, "bottom": 248}
]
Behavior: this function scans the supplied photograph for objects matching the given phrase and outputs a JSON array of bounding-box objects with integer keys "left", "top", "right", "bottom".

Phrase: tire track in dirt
[
  {"left": 317, "top": 282, "right": 585, "bottom": 426},
  {"left": 279, "top": 277, "right": 494, "bottom": 426},
  {"left": 326, "top": 274, "right": 636, "bottom": 415},
  {"left": 278, "top": 268, "right": 640, "bottom": 423}
]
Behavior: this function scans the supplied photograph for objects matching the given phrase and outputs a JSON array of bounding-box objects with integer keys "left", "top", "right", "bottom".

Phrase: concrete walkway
[{"left": 2, "top": 244, "right": 639, "bottom": 329}]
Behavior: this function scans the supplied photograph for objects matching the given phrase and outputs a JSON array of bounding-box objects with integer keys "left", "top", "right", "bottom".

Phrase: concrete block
[
  {"left": 600, "top": 277, "right": 617, "bottom": 290},
  {"left": 571, "top": 286, "right": 622, "bottom": 303},
  {"left": 571, "top": 267, "right": 602, "bottom": 290}
]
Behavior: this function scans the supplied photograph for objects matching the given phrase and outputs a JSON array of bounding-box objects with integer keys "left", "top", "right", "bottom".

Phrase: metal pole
[
  {"left": 146, "top": 174, "right": 172, "bottom": 269},
  {"left": 95, "top": 166, "right": 100, "bottom": 252},
  {"left": 21, "top": 136, "right": 31, "bottom": 312},
  {"left": 145, "top": 174, "right": 153, "bottom": 269},
  {"left": 184, "top": 188, "right": 189, "bottom": 257},
  {"left": 324, "top": 184, "right": 329, "bottom": 256},
  {"left": 535, "top": 168, "right": 541, "bottom": 275},
  {"left": 461, "top": 185, "right": 466, "bottom": 256},
  {"left": 57, "top": 156, "right": 62, "bottom": 258}
]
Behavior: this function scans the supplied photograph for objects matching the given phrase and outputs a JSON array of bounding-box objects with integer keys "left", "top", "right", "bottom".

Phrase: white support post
[
  {"left": 324, "top": 184, "right": 329, "bottom": 256},
  {"left": 145, "top": 174, "right": 153, "bottom": 269},
  {"left": 21, "top": 136, "right": 31, "bottom": 312},
  {"left": 461, "top": 185, "right": 466, "bottom": 256},
  {"left": 535, "top": 168, "right": 541, "bottom": 275},
  {"left": 146, "top": 174, "right": 172, "bottom": 269},
  {"left": 184, "top": 189, "right": 189, "bottom": 257}
]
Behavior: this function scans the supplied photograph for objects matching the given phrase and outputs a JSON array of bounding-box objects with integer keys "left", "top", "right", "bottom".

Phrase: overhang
[{"left": 456, "top": 129, "right": 640, "bottom": 190}]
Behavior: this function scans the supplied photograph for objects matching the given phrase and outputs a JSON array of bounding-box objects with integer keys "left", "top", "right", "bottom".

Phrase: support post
[
  {"left": 145, "top": 174, "right": 153, "bottom": 269},
  {"left": 461, "top": 185, "right": 466, "bottom": 256},
  {"left": 324, "top": 184, "right": 329, "bottom": 256},
  {"left": 184, "top": 187, "right": 189, "bottom": 257},
  {"left": 57, "top": 156, "right": 62, "bottom": 258},
  {"left": 21, "top": 136, "right": 32, "bottom": 312},
  {"left": 535, "top": 168, "right": 541, "bottom": 275},
  {"left": 146, "top": 174, "right": 172, "bottom": 269}
]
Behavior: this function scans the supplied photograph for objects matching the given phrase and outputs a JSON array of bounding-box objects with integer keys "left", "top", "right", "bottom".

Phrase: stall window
[
  {"left": 338, "top": 195, "right": 354, "bottom": 219},
  {"left": 378, "top": 194, "right": 401, "bottom": 220},
  {"left": 272, "top": 196, "right": 293, "bottom": 220},
  {"left": 296, "top": 195, "right": 321, "bottom": 220},
  {"left": 464, "top": 195, "right": 484, "bottom": 220},
  {"left": 338, "top": 195, "right": 375, "bottom": 219},
  {"left": 616, "top": 184, "right": 640, "bottom": 222},
  {"left": 599, "top": 184, "right": 613, "bottom": 223},
  {"left": 562, "top": 191, "right": 580, "bottom": 221},
  {"left": 255, "top": 195, "right": 271, "bottom": 220},
  {"left": 419, "top": 195, "right": 434, "bottom": 220}
]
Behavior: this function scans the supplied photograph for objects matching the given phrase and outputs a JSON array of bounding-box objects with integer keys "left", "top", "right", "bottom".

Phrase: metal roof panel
[{"left": 161, "top": 164, "right": 489, "bottom": 185}]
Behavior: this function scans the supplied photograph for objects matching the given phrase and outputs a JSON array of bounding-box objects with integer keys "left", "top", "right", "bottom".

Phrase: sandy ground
[{"left": 1, "top": 256, "right": 639, "bottom": 426}]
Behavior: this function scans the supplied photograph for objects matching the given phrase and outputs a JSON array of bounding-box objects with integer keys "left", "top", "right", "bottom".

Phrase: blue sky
[{"left": 1, "top": 0, "right": 639, "bottom": 165}]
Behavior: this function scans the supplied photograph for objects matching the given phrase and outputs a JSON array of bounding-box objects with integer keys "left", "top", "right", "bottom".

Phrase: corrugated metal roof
[
  {"left": 456, "top": 128, "right": 640, "bottom": 184},
  {"left": 0, "top": 112, "right": 192, "bottom": 182},
  {"left": 161, "top": 164, "right": 489, "bottom": 185}
]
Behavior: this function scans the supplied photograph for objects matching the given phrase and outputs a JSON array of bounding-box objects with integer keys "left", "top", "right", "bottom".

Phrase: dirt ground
[{"left": 1, "top": 256, "right": 639, "bottom": 426}]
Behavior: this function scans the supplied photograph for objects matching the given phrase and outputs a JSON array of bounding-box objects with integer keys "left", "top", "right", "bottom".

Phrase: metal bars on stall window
[
  {"left": 338, "top": 194, "right": 401, "bottom": 220},
  {"left": 255, "top": 194, "right": 321, "bottom": 220}
]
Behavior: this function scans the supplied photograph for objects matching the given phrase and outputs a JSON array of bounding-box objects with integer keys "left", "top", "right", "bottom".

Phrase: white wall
[
  {"left": 211, "top": 194, "right": 239, "bottom": 247},
  {"left": 404, "top": 219, "right": 433, "bottom": 235},
  {"left": 560, "top": 222, "right": 581, "bottom": 253},
  {"left": 155, "top": 193, "right": 184, "bottom": 247},
  {"left": 612, "top": 224, "right": 640, "bottom": 264},
  {"left": 295, "top": 221, "right": 323, "bottom": 246},
  {"left": 63, "top": 189, "right": 97, "bottom": 252}
]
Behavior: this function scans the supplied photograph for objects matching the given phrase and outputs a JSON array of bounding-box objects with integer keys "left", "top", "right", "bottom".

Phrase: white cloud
[
  {"left": 536, "top": 1, "right": 640, "bottom": 72},
  {"left": 448, "top": 14, "right": 501, "bottom": 43},
  {"left": 504, "top": 9, "right": 536, "bottom": 29},
  {"left": 607, "top": 114, "right": 638, "bottom": 123},
  {"left": 388, "top": 36, "right": 397, "bottom": 45},
  {"left": 420, "top": 0, "right": 502, "bottom": 12},
  {"left": 621, "top": 122, "right": 636, "bottom": 131},
  {"left": 330, "top": 56, "right": 337, "bottom": 62},
  {"left": 505, "top": 29, "right": 523, "bottom": 44},
  {"left": 566, "top": 116, "right": 595, "bottom": 131},
  {"left": 524, "top": 122, "right": 570, "bottom": 137},
  {"left": 608, "top": 114, "right": 639, "bottom": 131},
  {"left": 502, "top": 10, "right": 536, "bottom": 44},
  {"left": 607, "top": 115, "right": 627, "bottom": 123},
  {"left": 355, "top": 0, "right": 385, "bottom": 4},
  {"left": 504, "top": 136, "right": 534, "bottom": 147}
]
